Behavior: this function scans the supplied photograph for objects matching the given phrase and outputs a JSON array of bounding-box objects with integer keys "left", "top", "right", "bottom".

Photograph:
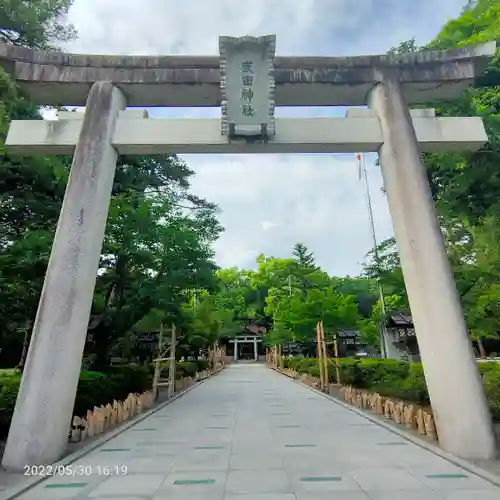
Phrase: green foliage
[
  {"left": 72, "top": 365, "right": 153, "bottom": 417},
  {"left": 363, "top": 3, "right": 500, "bottom": 353},
  {"left": 0, "top": 365, "right": 153, "bottom": 437},
  {"left": 362, "top": 238, "right": 407, "bottom": 304},
  {"left": 292, "top": 242, "right": 317, "bottom": 269},
  {"left": 286, "top": 357, "right": 500, "bottom": 420},
  {"left": 333, "top": 276, "right": 378, "bottom": 317},
  {"left": 151, "top": 359, "right": 209, "bottom": 380},
  {"left": 483, "top": 369, "right": 500, "bottom": 421},
  {"left": 0, "top": 375, "right": 19, "bottom": 437},
  {"left": 0, "top": 0, "right": 77, "bottom": 49},
  {"left": 175, "top": 361, "right": 199, "bottom": 379},
  {"left": 0, "top": 1, "right": 224, "bottom": 366},
  {"left": 0, "top": 61, "right": 223, "bottom": 368}
]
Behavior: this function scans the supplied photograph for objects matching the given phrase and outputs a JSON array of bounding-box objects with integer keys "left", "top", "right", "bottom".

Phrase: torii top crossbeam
[{"left": 0, "top": 40, "right": 495, "bottom": 107}]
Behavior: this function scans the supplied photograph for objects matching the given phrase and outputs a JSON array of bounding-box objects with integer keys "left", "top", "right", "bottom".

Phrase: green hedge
[
  {"left": 0, "top": 376, "right": 20, "bottom": 439},
  {"left": 0, "top": 359, "right": 212, "bottom": 440},
  {"left": 151, "top": 359, "right": 211, "bottom": 380},
  {"left": 283, "top": 357, "right": 500, "bottom": 422},
  {"left": 0, "top": 365, "right": 153, "bottom": 439},
  {"left": 74, "top": 365, "right": 152, "bottom": 417}
]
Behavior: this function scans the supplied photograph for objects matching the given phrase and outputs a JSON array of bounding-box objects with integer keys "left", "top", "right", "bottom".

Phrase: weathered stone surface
[
  {"left": 1, "top": 82, "right": 126, "bottom": 471},
  {"left": 0, "top": 41, "right": 494, "bottom": 106},
  {"left": 5, "top": 114, "right": 489, "bottom": 156},
  {"left": 370, "top": 76, "right": 497, "bottom": 460}
]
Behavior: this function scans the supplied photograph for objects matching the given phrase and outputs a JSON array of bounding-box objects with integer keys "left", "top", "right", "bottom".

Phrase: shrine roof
[
  {"left": 0, "top": 41, "right": 495, "bottom": 107},
  {"left": 387, "top": 312, "right": 413, "bottom": 327}
]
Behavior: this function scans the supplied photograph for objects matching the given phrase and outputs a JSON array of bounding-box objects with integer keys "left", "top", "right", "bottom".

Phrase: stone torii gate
[{"left": 0, "top": 36, "right": 497, "bottom": 469}]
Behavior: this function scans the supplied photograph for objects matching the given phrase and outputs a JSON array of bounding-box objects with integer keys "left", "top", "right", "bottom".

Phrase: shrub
[
  {"left": 73, "top": 371, "right": 115, "bottom": 417},
  {"left": 0, "top": 376, "right": 21, "bottom": 438},
  {"left": 156, "top": 361, "right": 203, "bottom": 380},
  {"left": 286, "top": 357, "right": 305, "bottom": 370},
  {"left": 296, "top": 358, "right": 317, "bottom": 373},
  {"left": 104, "top": 364, "right": 152, "bottom": 396},
  {"left": 406, "top": 363, "right": 429, "bottom": 405},
  {"left": 196, "top": 359, "right": 210, "bottom": 372},
  {"left": 478, "top": 362, "right": 500, "bottom": 378},
  {"left": 338, "top": 358, "right": 361, "bottom": 385},
  {"left": 483, "top": 369, "right": 500, "bottom": 422},
  {"left": 357, "top": 359, "right": 410, "bottom": 387},
  {"left": 286, "top": 356, "right": 499, "bottom": 422},
  {"left": 0, "top": 365, "right": 155, "bottom": 438},
  {"left": 176, "top": 361, "right": 198, "bottom": 379},
  {"left": 73, "top": 365, "right": 152, "bottom": 417}
]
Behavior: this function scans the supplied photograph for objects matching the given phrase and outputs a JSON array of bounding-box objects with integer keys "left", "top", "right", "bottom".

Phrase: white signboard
[{"left": 219, "top": 35, "right": 276, "bottom": 137}]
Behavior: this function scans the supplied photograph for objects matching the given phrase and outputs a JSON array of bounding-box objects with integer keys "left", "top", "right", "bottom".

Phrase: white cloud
[
  {"left": 186, "top": 153, "right": 393, "bottom": 275},
  {"left": 59, "top": 0, "right": 466, "bottom": 275},
  {"left": 261, "top": 221, "right": 281, "bottom": 232}
]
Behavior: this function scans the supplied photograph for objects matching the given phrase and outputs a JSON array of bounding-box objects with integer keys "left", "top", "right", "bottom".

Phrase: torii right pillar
[{"left": 369, "top": 74, "right": 496, "bottom": 460}]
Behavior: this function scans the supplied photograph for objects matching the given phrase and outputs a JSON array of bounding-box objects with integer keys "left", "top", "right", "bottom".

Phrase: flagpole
[{"left": 357, "top": 153, "right": 388, "bottom": 358}]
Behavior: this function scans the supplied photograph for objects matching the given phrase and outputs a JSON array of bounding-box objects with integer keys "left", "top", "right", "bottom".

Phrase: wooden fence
[
  {"left": 275, "top": 367, "right": 438, "bottom": 441},
  {"left": 69, "top": 367, "right": 224, "bottom": 443},
  {"left": 340, "top": 385, "right": 437, "bottom": 440},
  {"left": 69, "top": 391, "right": 155, "bottom": 443}
]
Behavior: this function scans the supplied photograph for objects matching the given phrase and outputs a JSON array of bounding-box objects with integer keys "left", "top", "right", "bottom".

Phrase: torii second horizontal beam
[{"left": 6, "top": 111, "right": 487, "bottom": 156}]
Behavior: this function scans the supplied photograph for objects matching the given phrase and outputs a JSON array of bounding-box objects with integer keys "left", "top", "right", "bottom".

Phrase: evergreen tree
[{"left": 292, "top": 243, "right": 317, "bottom": 269}]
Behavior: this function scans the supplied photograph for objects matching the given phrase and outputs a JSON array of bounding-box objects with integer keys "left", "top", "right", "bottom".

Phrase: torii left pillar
[{"left": 2, "top": 82, "right": 126, "bottom": 470}]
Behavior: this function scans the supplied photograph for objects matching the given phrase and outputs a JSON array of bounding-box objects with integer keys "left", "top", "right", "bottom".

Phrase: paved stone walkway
[{"left": 13, "top": 363, "right": 500, "bottom": 499}]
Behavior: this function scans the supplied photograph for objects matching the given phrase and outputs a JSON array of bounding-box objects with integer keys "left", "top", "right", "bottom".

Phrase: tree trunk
[
  {"left": 477, "top": 336, "right": 487, "bottom": 359},
  {"left": 90, "top": 324, "right": 114, "bottom": 371},
  {"left": 17, "top": 321, "right": 32, "bottom": 373}
]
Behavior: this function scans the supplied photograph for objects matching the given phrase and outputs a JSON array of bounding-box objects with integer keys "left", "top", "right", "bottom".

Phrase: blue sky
[{"left": 58, "top": 0, "right": 468, "bottom": 276}]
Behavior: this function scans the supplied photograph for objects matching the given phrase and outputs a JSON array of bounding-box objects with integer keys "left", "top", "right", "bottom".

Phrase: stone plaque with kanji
[{"left": 219, "top": 35, "right": 276, "bottom": 137}]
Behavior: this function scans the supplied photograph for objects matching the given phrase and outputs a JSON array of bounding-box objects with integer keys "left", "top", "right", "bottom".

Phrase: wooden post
[
  {"left": 207, "top": 345, "right": 213, "bottom": 372},
  {"left": 168, "top": 323, "right": 176, "bottom": 399},
  {"left": 333, "top": 332, "right": 341, "bottom": 385},
  {"left": 319, "top": 321, "right": 328, "bottom": 391},
  {"left": 316, "top": 322, "right": 323, "bottom": 390},
  {"left": 316, "top": 322, "right": 326, "bottom": 392},
  {"left": 213, "top": 343, "right": 219, "bottom": 370},
  {"left": 152, "top": 322, "right": 164, "bottom": 400}
]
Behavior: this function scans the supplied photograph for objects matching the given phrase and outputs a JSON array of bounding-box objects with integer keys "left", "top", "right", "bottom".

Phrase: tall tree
[
  {"left": 0, "top": 0, "right": 77, "bottom": 49},
  {"left": 292, "top": 242, "right": 317, "bottom": 268}
]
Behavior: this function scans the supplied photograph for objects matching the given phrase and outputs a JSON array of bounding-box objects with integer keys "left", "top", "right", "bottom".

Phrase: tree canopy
[
  {"left": 2, "top": 0, "right": 500, "bottom": 368},
  {"left": 362, "top": 0, "right": 500, "bottom": 356},
  {"left": 0, "top": 0, "right": 76, "bottom": 49}
]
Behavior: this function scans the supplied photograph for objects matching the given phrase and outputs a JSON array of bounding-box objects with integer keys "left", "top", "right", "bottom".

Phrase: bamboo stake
[
  {"left": 319, "top": 321, "right": 328, "bottom": 391},
  {"left": 168, "top": 323, "right": 176, "bottom": 399},
  {"left": 316, "top": 322, "right": 326, "bottom": 391},
  {"left": 333, "top": 332, "right": 341, "bottom": 385},
  {"left": 320, "top": 322, "right": 326, "bottom": 391},
  {"left": 152, "top": 322, "right": 165, "bottom": 400}
]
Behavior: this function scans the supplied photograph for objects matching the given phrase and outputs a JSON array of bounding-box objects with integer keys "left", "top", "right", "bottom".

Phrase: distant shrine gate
[{"left": 0, "top": 36, "right": 497, "bottom": 469}]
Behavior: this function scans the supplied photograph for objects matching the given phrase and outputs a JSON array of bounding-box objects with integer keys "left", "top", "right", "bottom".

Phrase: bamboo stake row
[
  {"left": 209, "top": 344, "right": 228, "bottom": 369},
  {"left": 266, "top": 345, "right": 280, "bottom": 368},
  {"left": 270, "top": 346, "right": 277, "bottom": 367},
  {"left": 274, "top": 366, "right": 437, "bottom": 441},
  {"left": 69, "top": 391, "right": 155, "bottom": 443},
  {"left": 69, "top": 363, "right": 227, "bottom": 444},
  {"left": 340, "top": 385, "right": 438, "bottom": 440}
]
